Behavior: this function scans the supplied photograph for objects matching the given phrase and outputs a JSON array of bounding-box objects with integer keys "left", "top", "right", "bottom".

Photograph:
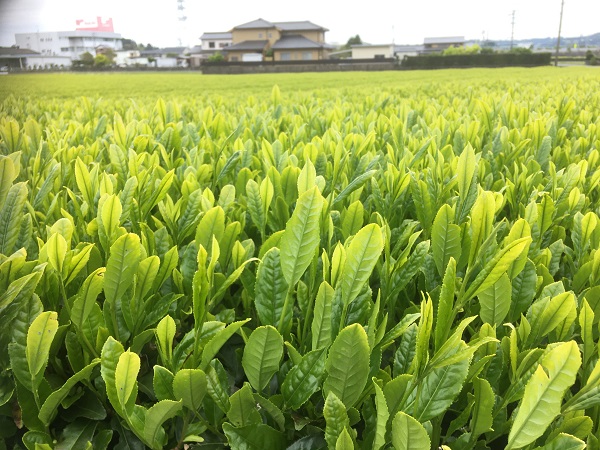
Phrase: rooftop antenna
[
  {"left": 510, "top": 10, "right": 515, "bottom": 50},
  {"left": 177, "top": 0, "right": 187, "bottom": 46},
  {"left": 554, "top": 0, "right": 565, "bottom": 66}
]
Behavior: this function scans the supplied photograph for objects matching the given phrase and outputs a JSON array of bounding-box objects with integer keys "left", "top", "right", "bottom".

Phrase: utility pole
[
  {"left": 510, "top": 10, "right": 515, "bottom": 50},
  {"left": 555, "top": 0, "right": 565, "bottom": 66},
  {"left": 176, "top": 0, "right": 187, "bottom": 47}
]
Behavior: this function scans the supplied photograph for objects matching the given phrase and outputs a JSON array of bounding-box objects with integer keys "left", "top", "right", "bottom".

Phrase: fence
[
  {"left": 401, "top": 53, "right": 552, "bottom": 69},
  {"left": 201, "top": 58, "right": 398, "bottom": 74}
]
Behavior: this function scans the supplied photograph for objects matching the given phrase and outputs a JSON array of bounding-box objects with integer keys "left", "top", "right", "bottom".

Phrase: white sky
[{"left": 0, "top": 0, "right": 598, "bottom": 48}]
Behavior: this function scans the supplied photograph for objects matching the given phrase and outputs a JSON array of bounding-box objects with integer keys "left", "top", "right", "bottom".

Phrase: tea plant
[{"left": 1, "top": 69, "right": 600, "bottom": 449}]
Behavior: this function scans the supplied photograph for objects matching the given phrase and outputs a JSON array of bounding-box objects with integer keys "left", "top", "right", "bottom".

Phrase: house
[
  {"left": 199, "top": 32, "right": 232, "bottom": 58},
  {"left": 350, "top": 43, "right": 425, "bottom": 60},
  {"left": 422, "top": 36, "right": 465, "bottom": 53},
  {"left": 223, "top": 18, "right": 332, "bottom": 62},
  {"left": 188, "top": 46, "right": 204, "bottom": 67},
  {"left": 140, "top": 47, "right": 190, "bottom": 68},
  {"left": 351, "top": 44, "right": 395, "bottom": 59},
  {"left": 394, "top": 44, "right": 424, "bottom": 59},
  {"left": 0, "top": 46, "right": 71, "bottom": 69},
  {"left": 15, "top": 30, "right": 123, "bottom": 62},
  {"left": 189, "top": 32, "right": 233, "bottom": 67},
  {"left": 114, "top": 49, "right": 149, "bottom": 67}
]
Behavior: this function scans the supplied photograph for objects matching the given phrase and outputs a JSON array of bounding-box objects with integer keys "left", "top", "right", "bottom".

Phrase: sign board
[{"left": 75, "top": 17, "right": 114, "bottom": 32}]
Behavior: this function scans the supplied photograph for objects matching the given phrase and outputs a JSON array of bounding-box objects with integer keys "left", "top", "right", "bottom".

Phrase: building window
[
  {"left": 280, "top": 52, "right": 290, "bottom": 61},
  {"left": 268, "top": 33, "right": 272, "bottom": 38},
  {"left": 258, "top": 33, "right": 263, "bottom": 38},
  {"left": 230, "top": 56, "right": 238, "bottom": 61},
  {"left": 209, "top": 42, "right": 215, "bottom": 48},
  {"left": 60, "top": 47, "right": 69, "bottom": 51},
  {"left": 302, "top": 52, "right": 312, "bottom": 60},
  {"left": 219, "top": 42, "right": 228, "bottom": 48}
]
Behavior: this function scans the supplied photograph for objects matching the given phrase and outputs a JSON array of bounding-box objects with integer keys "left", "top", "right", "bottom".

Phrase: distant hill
[{"left": 469, "top": 32, "right": 600, "bottom": 49}]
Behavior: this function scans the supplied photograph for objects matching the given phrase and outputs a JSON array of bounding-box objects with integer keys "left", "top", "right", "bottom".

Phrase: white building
[
  {"left": 140, "top": 47, "right": 190, "bottom": 68},
  {"left": 394, "top": 45, "right": 424, "bottom": 60},
  {"left": 0, "top": 46, "right": 71, "bottom": 69},
  {"left": 351, "top": 43, "right": 426, "bottom": 60},
  {"left": 200, "top": 32, "right": 232, "bottom": 54},
  {"left": 190, "top": 32, "right": 232, "bottom": 65},
  {"left": 114, "top": 50, "right": 149, "bottom": 67},
  {"left": 15, "top": 30, "right": 123, "bottom": 61},
  {"left": 352, "top": 44, "right": 395, "bottom": 59}
]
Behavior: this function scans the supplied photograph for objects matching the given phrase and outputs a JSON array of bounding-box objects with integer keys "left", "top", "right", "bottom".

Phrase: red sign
[{"left": 75, "top": 17, "right": 114, "bottom": 32}]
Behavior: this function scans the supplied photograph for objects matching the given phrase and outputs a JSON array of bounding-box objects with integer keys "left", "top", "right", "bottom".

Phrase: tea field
[{"left": 1, "top": 67, "right": 600, "bottom": 449}]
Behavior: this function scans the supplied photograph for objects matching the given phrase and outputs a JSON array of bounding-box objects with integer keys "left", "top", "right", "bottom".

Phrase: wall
[
  {"left": 25, "top": 55, "right": 72, "bottom": 68},
  {"left": 201, "top": 39, "right": 232, "bottom": 51},
  {"left": 395, "top": 51, "right": 419, "bottom": 60},
  {"left": 281, "top": 30, "right": 324, "bottom": 43},
  {"left": 16, "top": 31, "right": 122, "bottom": 60},
  {"left": 274, "top": 49, "right": 320, "bottom": 61},
  {"left": 227, "top": 51, "right": 253, "bottom": 62},
  {"left": 232, "top": 29, "right": 280, "bottom": 45},
  {"left": 115, "top": 50, "right": 140, "bottom": 65},
  {"left": 16, "top": 32, "right": 61, "bottom": 56},
  {"left": 154, "top": 57, "right": 181, "bottom": 68},
  {"left": 352, "top": 45, "right": 394, "bottom": 59}
]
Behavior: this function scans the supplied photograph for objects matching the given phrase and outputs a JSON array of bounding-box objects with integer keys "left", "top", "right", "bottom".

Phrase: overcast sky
[{"left": 0, "top": 0, "right": 598, "bottom": 48}]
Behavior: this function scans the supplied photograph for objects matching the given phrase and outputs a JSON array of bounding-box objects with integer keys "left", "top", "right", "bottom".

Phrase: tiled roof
[
  {"left": 351, "top": 43, "right": 393, "bottom": 48},
  {"left": 233, "top": 19, "right": 274, "bottom": 29},
  {"left": 200, "top": 32, "right": 232, "bottom": 40},
  {"left": 224, "top": 40, "right": 269, "bottom": 51},
  {"left": 271, "top": 35, "right": 325, "bottom": 50},
  {"left": 140, "top": 47, "right": 187, "bottom": 56},
  {"left": 232, "top": 19, "right": 328, "bottom": 32},
  {"left": 274, "top": 21, "right": 328, "bottom": 32},
  {"left": 0, "top": 46, "right": 40, "bottom": 56}
]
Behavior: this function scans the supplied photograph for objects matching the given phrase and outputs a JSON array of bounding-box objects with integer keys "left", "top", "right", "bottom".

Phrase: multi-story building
[
  {"left": 200, "top": 32, "right": 232, "bottom": 55},
  {"left": 217, "top": 18, "right": 331, "bottom": 62},
  {"left": 15, "top": 30, "right": 123, "bottom": 62}
]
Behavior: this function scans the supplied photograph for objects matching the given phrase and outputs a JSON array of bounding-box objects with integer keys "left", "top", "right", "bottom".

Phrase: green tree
[
  {"left": 443, "top": 44, "right": 481, "bottom": 55},
  {"left": 343, "top": 35, "right": 362, "bottom": 49},
  {"left": 79, "top": 51, "right": 94, "bottom": 66},
  {"left": 121, "top": 38, "right": 138, "bottom": 50},
  {"left": 103, "top": 48, "right": 117, "bottom": 63},
  {"left": 509, "top": 47, "right": 532, "bottom": 54},
  {"left": 208, "top": 52, "right": 224, "bottom": 62},
  {"left": 94, "top": 54, "right": 110, "bottom": 67},
  {"left": 586, "top": 50, "right": 594, "bottom": 61}
]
